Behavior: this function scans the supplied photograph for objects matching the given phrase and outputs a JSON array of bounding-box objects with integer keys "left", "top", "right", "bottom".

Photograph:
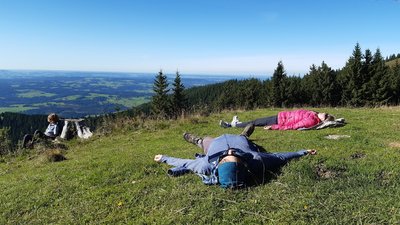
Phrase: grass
[
  {"left": 1, "top": 107, "right": 400, "bottom": 224},
  {"left": 386, "top": 58, "right": 400, "bottom": 68}
]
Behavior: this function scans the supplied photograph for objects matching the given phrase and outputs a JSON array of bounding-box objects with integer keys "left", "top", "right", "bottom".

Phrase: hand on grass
[
  {"left": 154, "top": 154, "right": 163, "bottom": 162},
  {"left": 306, "top": 149, "right": 317, "bottom": 155},
  {"left": 264, "top": 125, "right": 272, "bottom": 130}
]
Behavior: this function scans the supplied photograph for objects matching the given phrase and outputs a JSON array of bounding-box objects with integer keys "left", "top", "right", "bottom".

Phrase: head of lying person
[{"left": 217, "top": 149, "right": 251, "bottom": 188}]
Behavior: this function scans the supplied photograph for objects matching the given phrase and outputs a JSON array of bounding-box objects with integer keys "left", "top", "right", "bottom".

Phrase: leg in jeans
[
  {"left": 235, "top": 115, "right": 278, "bottom": 128},
  {"left": 198, "top": 137, "right": 214, "bottom": 154},
  {"left": 259, "top": 150, "right": 308, "bottom": 170}
]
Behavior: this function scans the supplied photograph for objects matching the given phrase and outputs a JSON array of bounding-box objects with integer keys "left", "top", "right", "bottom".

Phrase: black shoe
[
  {"left": 183, "top": 132, "right": 202, "bottom": 145},
  {"left": 219, "top": 120, "right": 231, "bottom": 128},
  {"left": 22, "top": 134, "right": 33, "bottom": 148},
  {"left": 240, "top": 123, "right": 255, "bottom": 138}
]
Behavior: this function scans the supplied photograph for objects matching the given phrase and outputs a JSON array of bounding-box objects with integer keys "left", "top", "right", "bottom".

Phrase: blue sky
[{"left": 0, "top": 0, "right": 399, "bottom": 76}]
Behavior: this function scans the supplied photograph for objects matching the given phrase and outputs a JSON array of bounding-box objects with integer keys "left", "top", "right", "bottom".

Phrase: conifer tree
[
  {"left": 271, "top": 61, "right": 287, "bottom": 107},
  {"left": 285, "top": 76, "right": 304, "bottom": 107},
  {"left": 361, "top": 49, "right": 374, "bottom": 104},
  {"left": 342, "top": 43, "right": 364, "bottom": 106},
  {"left": 240, "top": 78, "right": 263, "bottom": 109},
  {"left": 390, "top": 60, "right": 400, "bottom": 105},
  {"left": 319, "top": 62, "right": 338, "bottom": 106},
  {"left": 370, "top": 49, "right": 391, "bottom": 105},
  {"left": 151, "top": 70, "right": 170, "bottom": 118},
  {"left": 171, "top": 71, "right": 188, "bottom": 118},
  {"left": 305, "top": 64, "right": 321, "bottom": 106}
]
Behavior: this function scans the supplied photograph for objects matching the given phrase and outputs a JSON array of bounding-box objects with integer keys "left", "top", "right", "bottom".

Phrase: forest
[
  {"left": 196, "top": 44, "right": 399, "bottom": 109},
  {"left": 1, "top": 43, "right": 400, "bottom": 153},
  {"left": 151, "top": 43, "right": 400, "bottom": 117}
]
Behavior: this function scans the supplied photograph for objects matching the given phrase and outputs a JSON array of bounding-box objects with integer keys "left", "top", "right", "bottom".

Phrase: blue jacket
[{"left": 160, "top": 134, "right": 308, "bottom": 185}]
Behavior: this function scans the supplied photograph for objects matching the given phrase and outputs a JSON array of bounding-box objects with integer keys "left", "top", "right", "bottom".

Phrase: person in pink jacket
[{"left": 220, "top": 109, "right": 335, "bottom": 130}]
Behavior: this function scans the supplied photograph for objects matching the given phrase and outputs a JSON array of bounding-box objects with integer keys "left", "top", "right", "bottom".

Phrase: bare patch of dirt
[
  {"left": 350, "top": 152, "right": 366, "bottom": 159},
  {"left": 389, "top": 142, "right": 400, "bottom": 148},
  {"left": 375, "top": 170, "right": 394, "bottom": 186},
  {"left": 325, "top": 135, "right": 351, "bottom": 140},
  {"left": 315, "top": 163, "right": 346, "bottom": 179}
]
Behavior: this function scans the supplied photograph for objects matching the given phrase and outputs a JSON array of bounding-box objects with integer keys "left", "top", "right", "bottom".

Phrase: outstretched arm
[
  {"left": 306, "top": 149, "right": 317, "bottom": 155},
  {"left": 154, "top": 154, "right": 212, "bottom": 175},
  {"left": 258, "top": 149, "right": 317, "bottom": 170}
]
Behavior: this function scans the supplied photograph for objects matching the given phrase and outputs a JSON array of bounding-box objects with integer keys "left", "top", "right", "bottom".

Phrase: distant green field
[
  {"left": 32, "top": 102, "right": 66, "bottom": 107},
  {"left": 1, "top": 107, "right": 400, "bottom": 224},
  {"left": 57, "top": 95, "right": 82, "bottom": 101},
  {"left": 84, "top": 93, "right": 150, "bottom": 107},
  {"left": 107, "top": 96, "right": 150, "bottom": 108},
  {"left": 85, "top": 93, "right": 111, "bottom": 99},
  {"left": 16, "top": 90, "right": 57, "bottom": 98},
  {"left": 0, "top": 105, "right": 37, "bottom": 113}
]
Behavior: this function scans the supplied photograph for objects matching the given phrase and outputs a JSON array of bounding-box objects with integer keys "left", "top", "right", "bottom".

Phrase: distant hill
[{"left": 0, "top": 70, "right": 250, "bottom": 117}]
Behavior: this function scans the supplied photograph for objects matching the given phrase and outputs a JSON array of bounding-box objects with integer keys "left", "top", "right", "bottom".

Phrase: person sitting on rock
[{"left": 22, "top": 113, "right": 68, "bottom": 148}]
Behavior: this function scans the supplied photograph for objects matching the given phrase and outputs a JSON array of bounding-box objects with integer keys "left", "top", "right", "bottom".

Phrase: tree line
[{"left": 151, "top": 43, "right": 400, "bottom": 117}]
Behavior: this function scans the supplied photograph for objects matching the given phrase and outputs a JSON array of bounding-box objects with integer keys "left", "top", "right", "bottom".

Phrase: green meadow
[
  {"left": 83, "top": 93, "right": 150, "bottom": 108},
  {"left": 16, "top": 90, "right": 57, "bottom": 98},
  {"left": 1, "top": 107, "right": 400, "bottom": 224},
  {"left": 0, "top": 105, "right": 38, "bottom": 113}
]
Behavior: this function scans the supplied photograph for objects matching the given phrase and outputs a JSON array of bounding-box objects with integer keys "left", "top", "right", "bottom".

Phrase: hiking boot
[
  {"left": 240, "top": 123, "right": 255, "bottom": 138},
  {"left": 183, "top": 132, "right": 202, "bottom": 145},
  {"left": 22, "top": 134, "right": 33, "bottom": 148},
  {"left": 219, "top": 120, "right": 231, "bottom": 128}
]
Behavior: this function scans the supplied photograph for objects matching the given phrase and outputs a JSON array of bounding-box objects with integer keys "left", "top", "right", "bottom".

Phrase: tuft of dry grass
[
  {"left": 43, "top": 149, "right": 67, "bottom": 162},
  {"left": 389, "top": 142, "right": 400, "bottom": 148}
]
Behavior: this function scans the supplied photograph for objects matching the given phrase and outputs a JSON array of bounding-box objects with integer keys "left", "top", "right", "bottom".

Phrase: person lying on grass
[
  {"left": 219, "top": 109, "right": 335, "bottom": 130},
  {"left": 154, "top": 124, "right": 317, "bottom": 188}
]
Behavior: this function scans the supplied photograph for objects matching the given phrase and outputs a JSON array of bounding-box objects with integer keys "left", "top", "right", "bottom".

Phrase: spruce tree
[
  {"left": 319, "top": 62, "right": 338, "bottom": 106},
  {"left": 240, "top": 78, "right": 263, "bottom": 109},
  {"left": 370, "top": 49, "right": 391, "bottom": 105},
  {"left": 361, "top": 49, "right": 374, "bottom": 104},
  {"left": 343, "top": 43, "right": 364, "bottom": 106},
  {"left": 306, "top": 64, "right": 321, "bottom": 106},
  {"left": 391, "top": 61, "right": 400, "bottom": 105},
  {"left": 171, "top": 71, "right": 188, "bottom": 118},
  {"left": 271, "top": 61, "right": 287, "bottom": 107},
  {"left": 151, "top": 70, "right": 170, "bottom": 118},
  {"left": 285, "top": 76, "right": 304, "bottom": 107}
]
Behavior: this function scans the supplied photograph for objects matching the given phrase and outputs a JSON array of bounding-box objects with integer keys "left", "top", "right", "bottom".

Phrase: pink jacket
[{"left": 271, "top": 110, "right": 321, "bottom": 130}]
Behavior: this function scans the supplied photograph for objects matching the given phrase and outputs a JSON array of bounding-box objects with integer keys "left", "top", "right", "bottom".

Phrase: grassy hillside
[
  {"left": 386, "top": 58, "right": 400, "bottom": 68},
  {"left": 1, "top": 107, "right": 400, "bottom": 224}
]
